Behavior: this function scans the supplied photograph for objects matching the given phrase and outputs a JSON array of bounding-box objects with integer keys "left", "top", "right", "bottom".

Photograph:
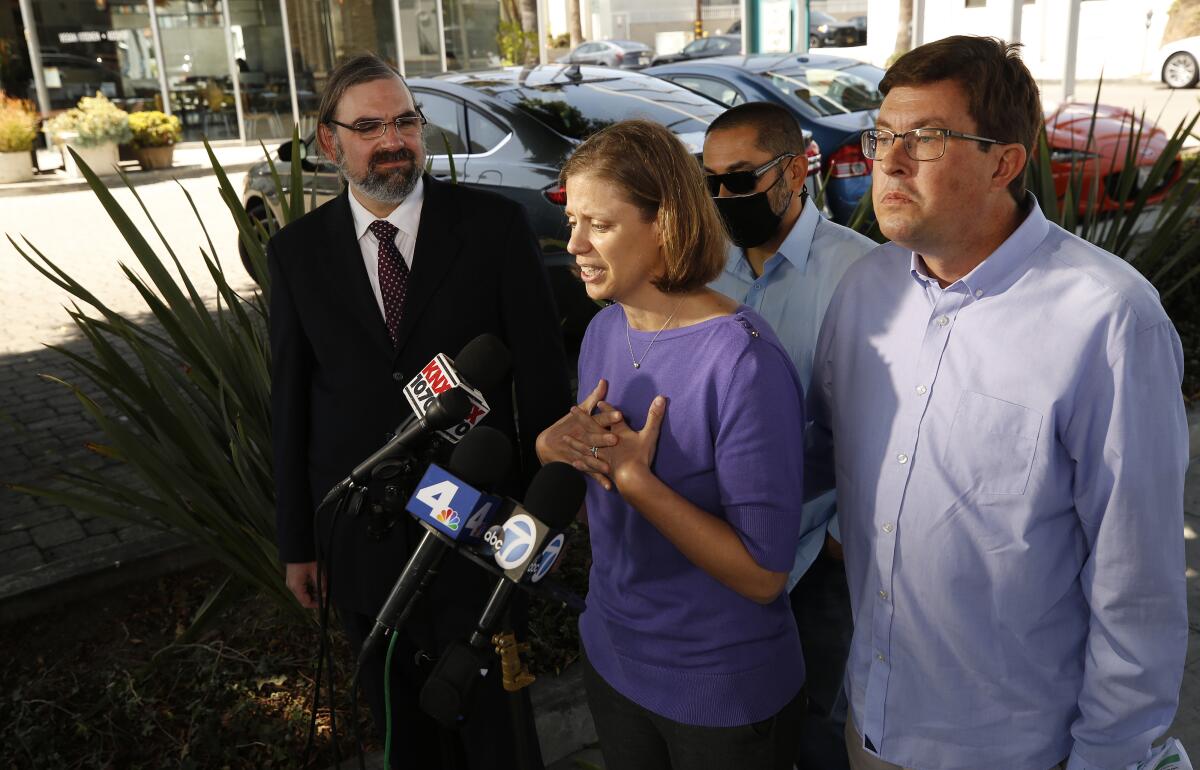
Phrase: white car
[{"left": 1154, "top": 35, "right": 1200, "bottom": 89}]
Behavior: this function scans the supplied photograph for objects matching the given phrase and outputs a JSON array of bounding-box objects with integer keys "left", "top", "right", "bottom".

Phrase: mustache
[{"left": 369, "top": 148, "right": 417, "bottom": 171}]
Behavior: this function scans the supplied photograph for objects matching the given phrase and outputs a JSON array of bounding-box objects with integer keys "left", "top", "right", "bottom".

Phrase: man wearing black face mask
[{"left": 703, "top": 102, "right": 875, "bottom": 769}]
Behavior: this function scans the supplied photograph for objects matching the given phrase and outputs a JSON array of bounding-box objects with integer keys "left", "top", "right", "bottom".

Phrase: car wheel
[
  {"left": 1163, "top": 52, "right": 1199, "bottom": 89},
  {"left": 809, "top": 34, "right": 821, "bottom": 48},
  {"left": 238, "top": 200, "right": 268, "bottom": 285}
]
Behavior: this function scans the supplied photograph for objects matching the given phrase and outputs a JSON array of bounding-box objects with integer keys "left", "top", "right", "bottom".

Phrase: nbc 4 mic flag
[
  {"left": 403, "top": 354, "right": 490, "bottom": 443},
  {"left": 406, "top": 464, "right": 503, "bottom": 544}
]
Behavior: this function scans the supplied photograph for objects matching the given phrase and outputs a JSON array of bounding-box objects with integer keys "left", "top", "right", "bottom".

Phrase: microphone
[
  {"left": 419, "top": 463, "right": 585, "bottom": 727},
  {"left": 474, "top": 462, "right": 585, "bottom": 645},
  {"left": 357, "top": 426, "right": 514, "bottom": 666},
  {"left": 403, "top": 333, "right": 512, "bottom": 444}
]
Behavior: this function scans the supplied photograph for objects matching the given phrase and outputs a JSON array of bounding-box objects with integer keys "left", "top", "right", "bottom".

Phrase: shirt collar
[
  {"left": 907, "top": 193, "right": 1049, "bottom": 296},
  {"left": 723, "top": 197, "right": 819, "bottom": 279},
  {"left": 348, "top": 175, "right": 426, "bottom": 242}
]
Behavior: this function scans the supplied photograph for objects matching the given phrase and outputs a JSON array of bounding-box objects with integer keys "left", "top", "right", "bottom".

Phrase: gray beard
[{"left": 334, "top": 138, "right": 422, "bottom": 204}]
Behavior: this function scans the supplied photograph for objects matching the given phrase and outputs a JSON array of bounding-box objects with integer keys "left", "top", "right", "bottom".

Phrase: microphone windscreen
[
  {"left": 454, "top": 334, "right": 511, "bottom": 392},
  {"left": 448, "top": 426, "right": 513, "bottom": 489},
  {"left": 425, "top": 387, "right": 471, "bottom": 430},
  {"left": 523, "top": 462, "right": 586, "bottom": 531}
]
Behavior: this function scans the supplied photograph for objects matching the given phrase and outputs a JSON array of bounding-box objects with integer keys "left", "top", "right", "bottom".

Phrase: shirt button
[
  {"left": 897, "top": 453, "right": 908, "bottom": 464},
  {"left": 876, "top": 653, "right": 886, "bottom": 662},
  {"left": 392, "top": 372, "right": 404, "bottom": 381},
  {"left": 975, "top": 289, "right": 984, "bottom": 298},
  {"left": 915, "top": 385, "right": 927, "bottom": 395},
  {"left": 878, "top": 589, "right": 888, "bottom": 600},
  {"left": 936, "top": 315, "right": 949, "bottom": 327},
  {"left": 882, "top": 522, "right": 895, "bottom": 534}
]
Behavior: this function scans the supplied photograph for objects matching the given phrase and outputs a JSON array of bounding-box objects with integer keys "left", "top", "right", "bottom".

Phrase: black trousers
[
  {"left": 582, "top": 653, "right": 806, "bottom": 770},
  {"left": 790, "top": 546, "right": 854, "bottom": 770},
  {"left": 341, "top": 609, "right": 544, "bottom": 770}
]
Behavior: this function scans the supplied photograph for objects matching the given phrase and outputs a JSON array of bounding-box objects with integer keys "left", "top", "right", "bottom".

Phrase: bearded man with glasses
[
  {"left": 807, "top": 36, "right": 1188, "bottom": 770},
  {"left": 268, "top": 52, "right": 570, "bottom": 769},
  {"left": 701, "top": 102, "right": 876, "bottom": 769}
]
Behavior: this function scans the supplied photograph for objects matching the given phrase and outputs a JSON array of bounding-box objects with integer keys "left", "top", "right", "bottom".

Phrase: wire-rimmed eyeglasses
[
  {"left": 328, "top": 113, "right": 428, "bottom": 140},
  {"left": 861, "top": 127, "right": 1008, "bottom": 162}
]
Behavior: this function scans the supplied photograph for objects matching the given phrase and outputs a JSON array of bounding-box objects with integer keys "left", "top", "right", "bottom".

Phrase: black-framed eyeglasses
[
  {"left": 705, "top": 153, "right": 796, "bottom": 196},
  {"left": 862, "top": 127, "right": 1008, "bottom": 162},
  {"left": 328, "top": 113, "right": 428, "bottom": 140}
]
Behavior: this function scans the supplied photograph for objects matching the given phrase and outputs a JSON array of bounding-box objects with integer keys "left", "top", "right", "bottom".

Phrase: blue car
[{"left": 645, "top": 53, "right": 885, "bottom": 223}]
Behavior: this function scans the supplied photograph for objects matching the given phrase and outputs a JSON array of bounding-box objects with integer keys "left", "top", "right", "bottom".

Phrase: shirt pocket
[{"left": 942, "top": 390, "right": 1042, "bottom": 495}]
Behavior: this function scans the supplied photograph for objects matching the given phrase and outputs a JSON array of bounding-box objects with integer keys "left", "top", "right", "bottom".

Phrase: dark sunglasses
[{"left": 705, "top": 153, "right": 796, "bottom": 196}]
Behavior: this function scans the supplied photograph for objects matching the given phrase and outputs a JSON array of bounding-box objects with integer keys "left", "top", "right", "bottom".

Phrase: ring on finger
[{"left": 590, "top": 446, "right": 599, "bottom": 458}]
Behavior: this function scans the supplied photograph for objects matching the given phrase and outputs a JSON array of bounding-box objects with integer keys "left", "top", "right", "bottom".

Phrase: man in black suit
[{"left": 268, "top": 53, "right": 571, "bottom": 769}]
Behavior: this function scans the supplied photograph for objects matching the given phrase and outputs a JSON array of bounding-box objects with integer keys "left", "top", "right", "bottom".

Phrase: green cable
[{"left": 383, "top": 632, "right": 400, "bottom": 768}]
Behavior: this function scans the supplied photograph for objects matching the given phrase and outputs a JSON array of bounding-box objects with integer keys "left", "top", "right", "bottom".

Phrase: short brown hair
[
  {"left": 881, "top": 36, "right": 1041, "bottom": 201},
  {"left": 706, "top": 101, "right": 807, "bottom": 159},
  {"left": 560, "top": 120, "right": 727, "bottom": 294},
  {"left": 317, "top": 52, "right": 404, "bottom": 126}
]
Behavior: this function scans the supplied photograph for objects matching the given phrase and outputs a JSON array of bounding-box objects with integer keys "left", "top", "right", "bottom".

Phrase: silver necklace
[{"left": 625, "top": 298, "right": 684, "bottom": 369}]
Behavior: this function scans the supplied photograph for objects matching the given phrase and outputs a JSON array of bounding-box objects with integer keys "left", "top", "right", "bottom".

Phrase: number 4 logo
[
  {"left": 415, "top": 480, "right": 458, "bottom": 513},
  {"left": 464, "top": 500, "right": 494, "bottom": 536}
]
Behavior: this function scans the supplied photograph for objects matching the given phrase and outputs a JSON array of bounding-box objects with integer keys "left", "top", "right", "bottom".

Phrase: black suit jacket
[{"left": 268, "top": 176, "right": 571, "bottom": 626}]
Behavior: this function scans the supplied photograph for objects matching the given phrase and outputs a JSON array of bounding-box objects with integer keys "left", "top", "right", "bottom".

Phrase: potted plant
[
  {"left": 0, "top": 92, "right": 37, "bottom": 183},
  {"left": 128, "top": 110, "right": 181, "bottom": 170},
  {"left": 44, "top": 92, "right": 131, "bottom": 178}
]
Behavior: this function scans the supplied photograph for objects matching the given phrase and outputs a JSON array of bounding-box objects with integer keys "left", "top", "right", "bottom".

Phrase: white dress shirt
[{"left": 347, "top": 177, "right": 425, "bottom": 319}]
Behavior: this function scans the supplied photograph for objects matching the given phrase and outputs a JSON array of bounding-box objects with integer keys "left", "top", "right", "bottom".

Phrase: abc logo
[
  {"left": 482, "top": 525, "right": 504, "bottom": 553},
  {"left": 495, "top": 514, "right": 537, "bottom": 570},
  {"left": 527, "top": 533, "right": 564, "bottom": 584}
]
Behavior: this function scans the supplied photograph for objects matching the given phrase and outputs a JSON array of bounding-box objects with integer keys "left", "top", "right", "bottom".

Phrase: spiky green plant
[{"left": 7, "top": 127, "right": 312, "bottom": 635}]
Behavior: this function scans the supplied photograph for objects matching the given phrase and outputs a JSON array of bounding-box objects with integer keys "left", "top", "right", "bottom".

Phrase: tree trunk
[
  {"left": 895, "top": 0, "right": 914, "bottom": 59},
  {"left": 568, "top": 0, "right": 583, "bottom": 47},
  {"left": 518, "top": 0, "right": 539, "bottom": 64}
]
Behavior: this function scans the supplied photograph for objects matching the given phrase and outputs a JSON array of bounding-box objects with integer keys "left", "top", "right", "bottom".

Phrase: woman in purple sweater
[{"left": 535, "top": 120, "right": 808, "bottom": 770}]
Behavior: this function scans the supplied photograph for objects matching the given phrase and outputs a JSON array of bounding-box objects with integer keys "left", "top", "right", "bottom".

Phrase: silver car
[{"left": 561, "top": 39, "right": 653, "bottom": 70}]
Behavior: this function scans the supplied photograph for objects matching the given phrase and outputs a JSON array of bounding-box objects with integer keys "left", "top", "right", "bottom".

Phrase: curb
[
  {"left": 0, "top": 161, "right": 259, "bottom": 198},
  {"left": 0, "top": 530, "right": 209, "bottom": 625}
]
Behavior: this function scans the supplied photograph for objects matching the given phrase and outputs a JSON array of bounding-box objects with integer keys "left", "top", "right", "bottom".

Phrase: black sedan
[
  {"left": 240, "top": 65, "right": 732, "bottom": 346},
  {"left": 808, "top": 11, "right": 861, "bottom": 48}
]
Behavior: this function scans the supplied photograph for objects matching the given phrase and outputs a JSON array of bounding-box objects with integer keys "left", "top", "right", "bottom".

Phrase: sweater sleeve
[{"left": 713, "top": 339, "right": 807, "bottom": 573}]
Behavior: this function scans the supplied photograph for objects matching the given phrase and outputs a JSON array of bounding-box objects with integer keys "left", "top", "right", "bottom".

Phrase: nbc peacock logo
[{"left": 433, "top": 508, "right": 461, "bottom": 531}]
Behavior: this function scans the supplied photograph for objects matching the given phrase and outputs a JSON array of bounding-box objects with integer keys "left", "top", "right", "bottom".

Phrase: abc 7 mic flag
[{"left": 485, "top": 515, "right": 565, "bottom": 584}]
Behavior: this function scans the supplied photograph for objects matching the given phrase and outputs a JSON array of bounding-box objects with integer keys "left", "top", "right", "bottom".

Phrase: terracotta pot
[
  {"left": 133, "top": 144, "right": 175, "bottom": 171},
  {"left": 0, "top": 150, "right": 34, "bottom": 183}
]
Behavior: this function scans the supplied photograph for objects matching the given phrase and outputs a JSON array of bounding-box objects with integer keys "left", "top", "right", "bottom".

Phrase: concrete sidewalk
[{"left": 0, "top": 140, "right": 274, "bottom": 198}]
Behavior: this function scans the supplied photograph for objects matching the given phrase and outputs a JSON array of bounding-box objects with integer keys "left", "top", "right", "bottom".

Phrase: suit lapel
[
  {"left": 392, "top": 175, "right": 464, "bottom": 354},
  {"left": 323, "top": 190, "right": 395, "bottom": 357}
]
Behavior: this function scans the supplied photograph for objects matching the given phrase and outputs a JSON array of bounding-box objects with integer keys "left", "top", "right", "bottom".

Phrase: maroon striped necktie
[{"left": 369, "top": 219, "right": 409, "bottom": 347}]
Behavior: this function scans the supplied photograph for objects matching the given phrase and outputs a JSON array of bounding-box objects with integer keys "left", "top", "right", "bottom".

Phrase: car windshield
[
  {"left": 764, "top": 65, "right": 884, "bottom": 115},
  {"left": 486, "top": 77, "right": 725, "bottom": 141}
]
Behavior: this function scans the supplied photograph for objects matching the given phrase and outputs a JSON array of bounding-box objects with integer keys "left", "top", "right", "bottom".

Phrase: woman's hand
[
  {"left": 535, "top": 379, "right": 623, "bottom": 490},
  {"left": 599, "top": 396, "right": 667, "bottom": 497}
]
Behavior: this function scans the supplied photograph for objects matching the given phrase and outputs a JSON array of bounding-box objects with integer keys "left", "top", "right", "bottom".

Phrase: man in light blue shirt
[
  {"left": 704, "top": 102, "right": 876, "bottom": 766},
  {"left": 808, "top": 36, "right": 1188, "bottom": 770}
]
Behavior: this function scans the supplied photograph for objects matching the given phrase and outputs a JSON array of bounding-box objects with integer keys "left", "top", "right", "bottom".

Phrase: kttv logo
[{"left": 432, "top": 508, "right": 461, "bottom": 531}]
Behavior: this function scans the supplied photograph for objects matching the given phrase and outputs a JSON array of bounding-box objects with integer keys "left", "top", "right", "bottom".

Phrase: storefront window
[
  {"left": 155, "top": 0, "right": 237, "bottom": 140},
  {"left": 30, "top": 0, "right": 161, "bottom": 111}
]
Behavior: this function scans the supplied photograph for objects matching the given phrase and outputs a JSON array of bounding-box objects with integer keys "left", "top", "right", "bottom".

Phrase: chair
[{"left": 202, "top": 79, "right": 235, "bottom": 138}]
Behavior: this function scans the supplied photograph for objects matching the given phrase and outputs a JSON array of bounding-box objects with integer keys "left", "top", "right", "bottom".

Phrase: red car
[{"left": 1043, "top": 102, "right": 1182, "bottom": 213}]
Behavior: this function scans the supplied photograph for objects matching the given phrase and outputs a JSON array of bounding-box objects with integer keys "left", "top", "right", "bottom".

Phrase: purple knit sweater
[{"left": 578, "top": 304, "right": 806, "bottom": 727}]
